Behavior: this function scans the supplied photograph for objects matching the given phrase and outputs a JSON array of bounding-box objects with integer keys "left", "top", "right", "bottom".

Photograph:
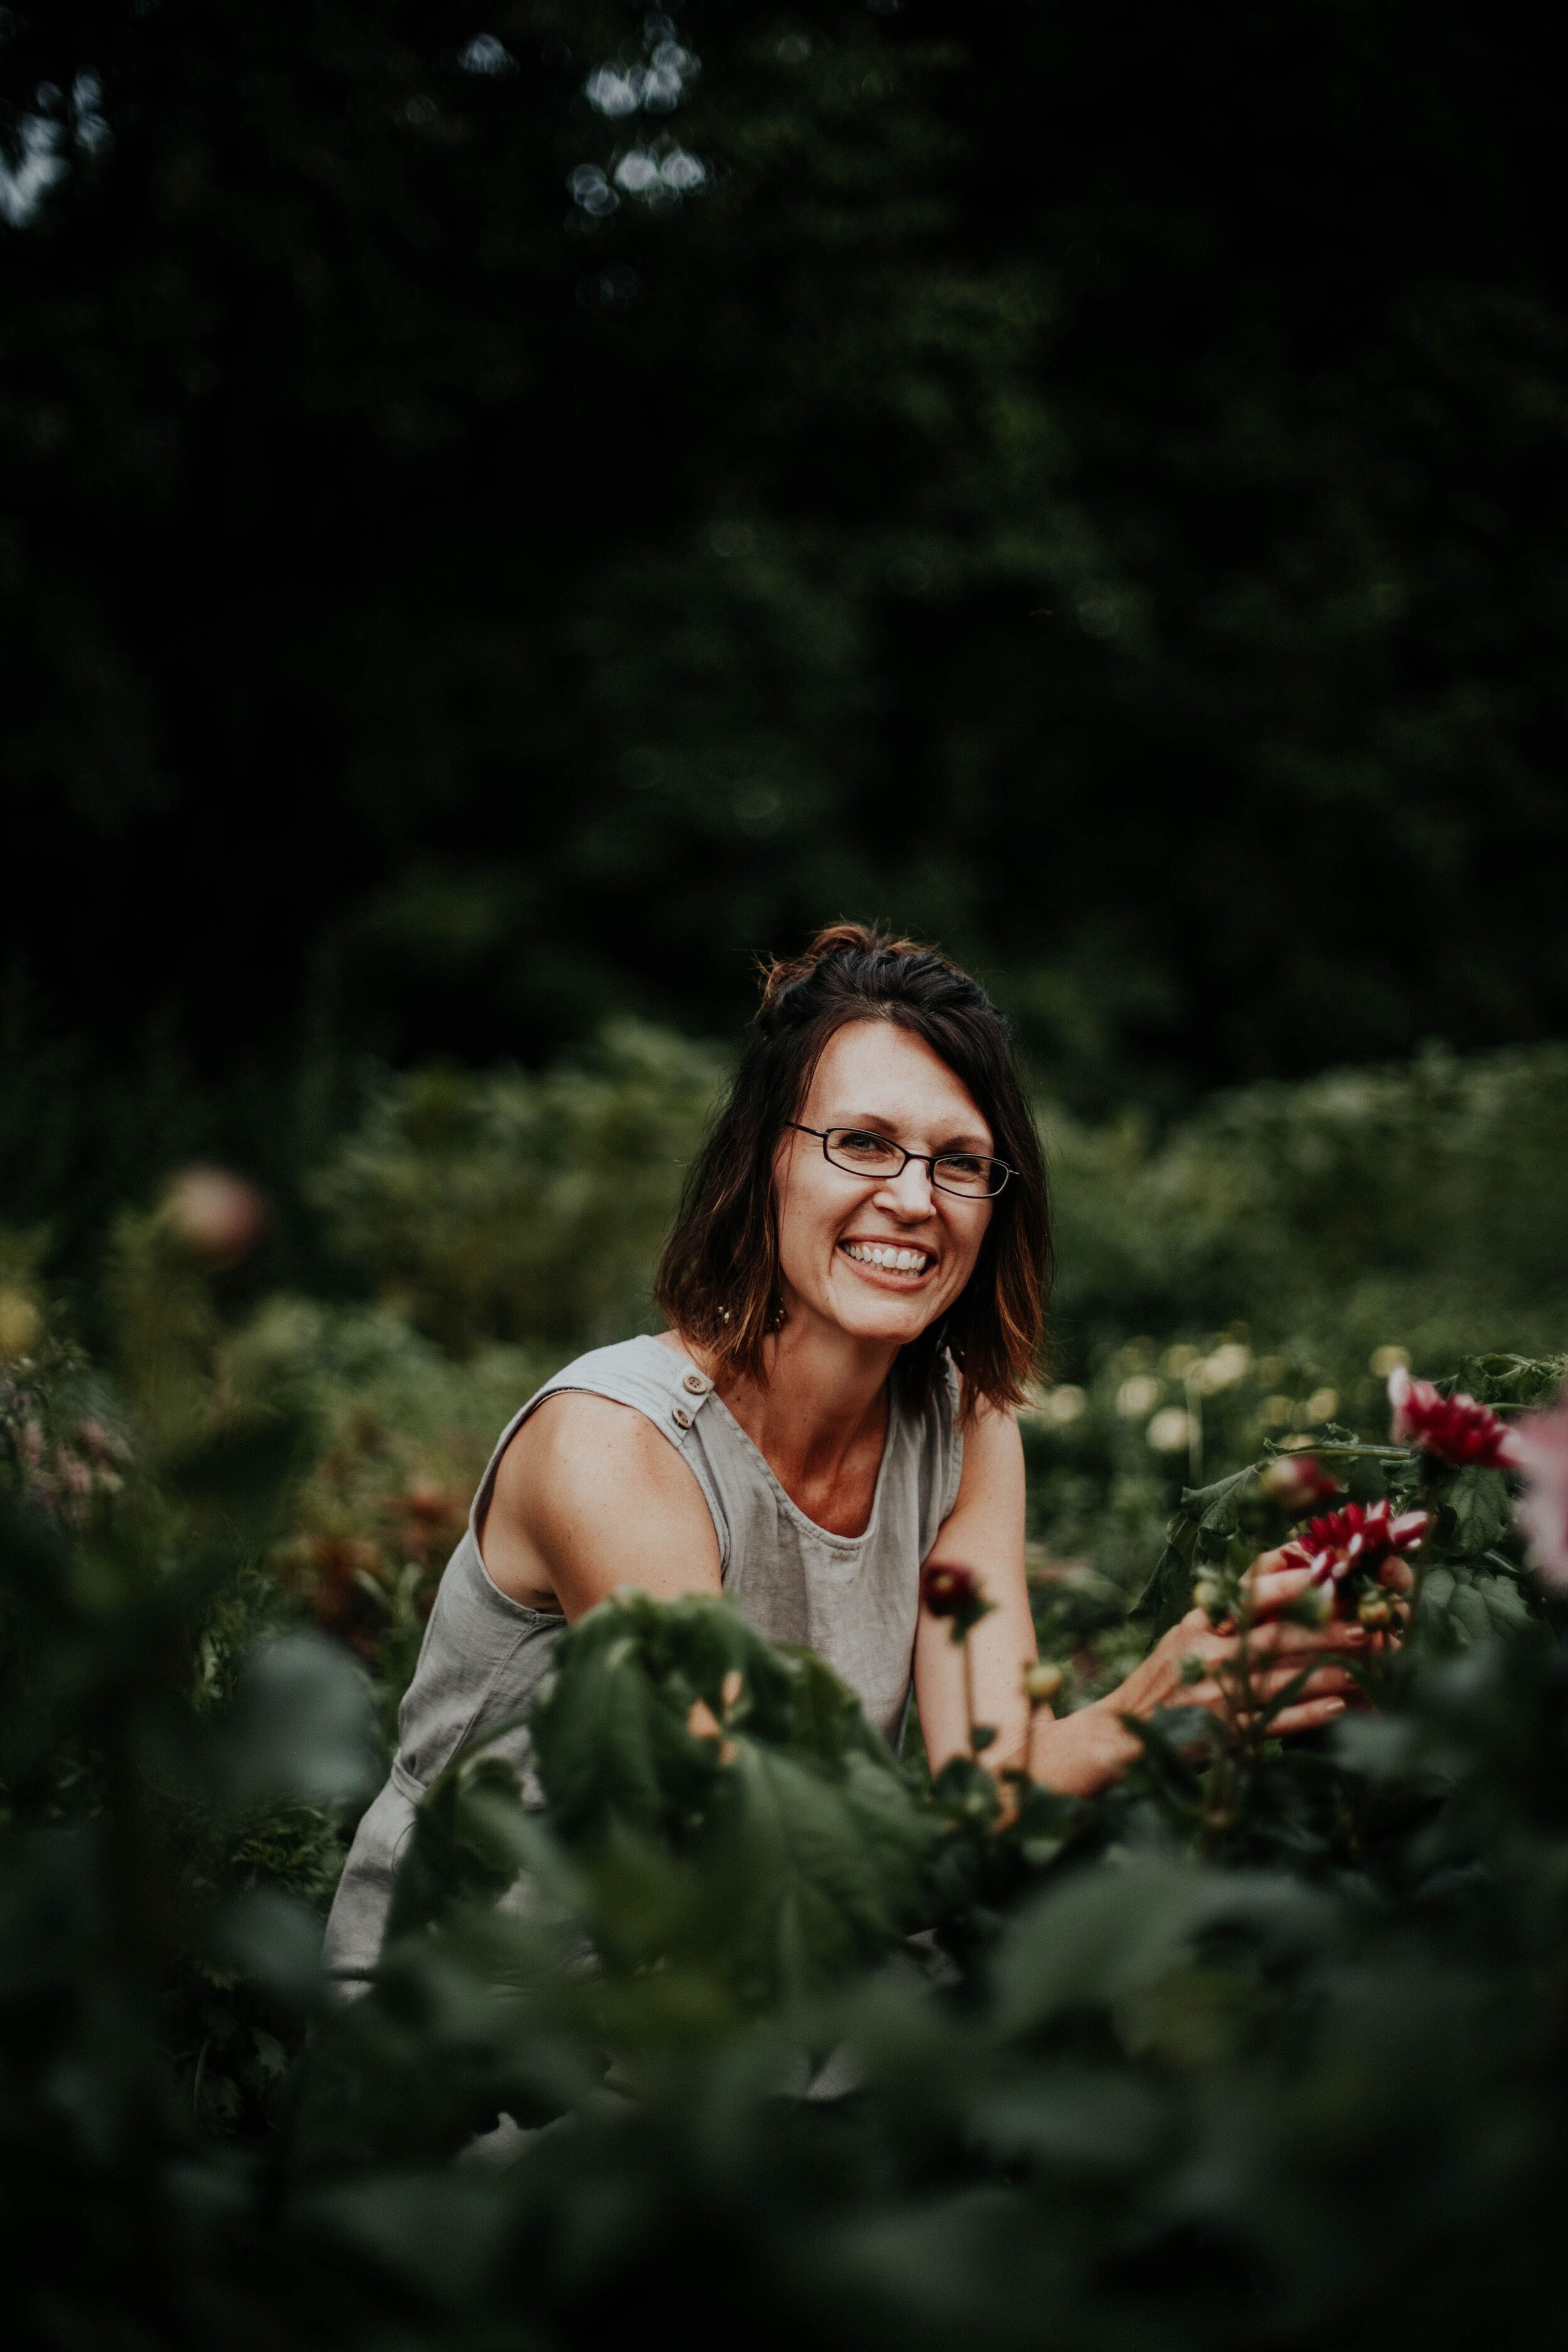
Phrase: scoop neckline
[{"left": 696, "top": 1372, "right": 898, "bottom": 1552}]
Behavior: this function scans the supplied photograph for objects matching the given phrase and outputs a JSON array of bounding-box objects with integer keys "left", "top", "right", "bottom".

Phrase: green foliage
[
  {"left": 1136, "top": 1350, "right": 1565, "bottom": 1655},
  {"left": 312, "top": 1022, "right": 725, "bottom": 1352},
  {"left": 528, "top": 1592, "right": 935, "bottom": 2008},
  {"left": 1021, "top": 1045, "right": 1568, "bottom": 1666},
  {"left": 1047, "top": 1041, "right": 1568, "bottom": 1371},
  {"left": 7, "top": 1295, "right": 1568, "bottom": 2345}
]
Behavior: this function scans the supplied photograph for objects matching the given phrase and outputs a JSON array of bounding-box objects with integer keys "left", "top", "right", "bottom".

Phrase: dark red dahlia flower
[{"left": 1283, "top": 1498, "right": 1434, "bottom": 1608}]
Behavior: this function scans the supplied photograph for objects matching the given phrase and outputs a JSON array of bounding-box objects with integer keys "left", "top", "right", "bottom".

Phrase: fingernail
[
  {"left": 1326, "top": 1698, "right": 1345, "bottom": 1713},
  {"left": 1347, "top": 1627, "right": 1367, "bottom": 1643}
]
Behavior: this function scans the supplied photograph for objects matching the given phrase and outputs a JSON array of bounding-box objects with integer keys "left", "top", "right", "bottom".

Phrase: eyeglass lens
[{"left": 823, "top": 1128, "right": 1004, "bottom": 1196}]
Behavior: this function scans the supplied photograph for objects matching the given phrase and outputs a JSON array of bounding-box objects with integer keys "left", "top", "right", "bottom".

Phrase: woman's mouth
[{"left": 839, "top": 1238, "right": 935, "bottom": 1279}]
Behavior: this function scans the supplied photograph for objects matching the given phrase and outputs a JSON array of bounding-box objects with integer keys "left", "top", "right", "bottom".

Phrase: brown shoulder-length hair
[{"left": 655, "top": 922, "right": 1050, "bottom": 1418}]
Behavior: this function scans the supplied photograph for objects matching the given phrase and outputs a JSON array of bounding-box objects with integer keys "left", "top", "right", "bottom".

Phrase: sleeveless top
[{"left": 322, "top": 1334, "right": 965, "bottom": 1986}]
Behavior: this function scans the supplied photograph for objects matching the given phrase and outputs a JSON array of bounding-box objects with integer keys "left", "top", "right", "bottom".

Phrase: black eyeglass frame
[{"left": 787, "top": 1123, "right": 1014, "bottom": 1199}]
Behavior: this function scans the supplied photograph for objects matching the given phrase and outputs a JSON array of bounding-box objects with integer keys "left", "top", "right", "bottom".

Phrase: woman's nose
[{"left": 875, "top": 1159, "right": 935, "bottom": 1216}]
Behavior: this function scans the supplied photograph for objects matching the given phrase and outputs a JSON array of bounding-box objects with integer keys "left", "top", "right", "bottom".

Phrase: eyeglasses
[{"left": 787, "top": 1124, "right": 1014, "bottom": 1199}]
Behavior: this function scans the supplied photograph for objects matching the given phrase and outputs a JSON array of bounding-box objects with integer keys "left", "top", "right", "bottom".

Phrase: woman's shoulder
[
  {"left": 484, "top": 1338, "right": 722, "bottom": 1602},
  {"left": 498, "top": 1379, "right": 695, "bottom": 1498},
  {"left": 517, "top": 1331, "right": 711, "bottom": 1420},
  {"left": 477, "top": 1335, "right": 706, "bottom": 1521}
]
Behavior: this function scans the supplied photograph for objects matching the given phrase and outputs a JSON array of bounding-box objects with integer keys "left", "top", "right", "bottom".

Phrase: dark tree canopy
[{"left": 4, "top": 1, "right": 1567, "bottom": 1241}]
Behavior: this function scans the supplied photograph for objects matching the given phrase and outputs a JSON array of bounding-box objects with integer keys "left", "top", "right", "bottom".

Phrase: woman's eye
[{"left": 840, "top": 1131, "right": 889, "bottom": 1158}]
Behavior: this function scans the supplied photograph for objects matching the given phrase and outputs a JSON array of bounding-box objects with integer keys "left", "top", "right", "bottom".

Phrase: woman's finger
[
  {"left": 1253, "top": 1660, "right": 1360, "bottom": 1700},
  {"left": 1245, "top": 1564, "right": 1319, "bottom": 1616},
  {"left": 1232, "top": 1616, "right": 1368, "bottom": 1660},
  {"left": 1241, "top": 1543, "right": 1297, "bottom": 1581},
  {"left": 1268, "top": 1697, "right": 1349, "bottom": 1735}
]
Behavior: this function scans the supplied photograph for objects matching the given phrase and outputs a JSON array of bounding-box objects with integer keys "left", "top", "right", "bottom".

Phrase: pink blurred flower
[
  {"left": 1260, "top": 1454, "right": 1341, "bottom": 1514},
  {"left": 1513, "top": 1391, "right": 1568, "bottom": 1590},
  {"left": 1388, "top": 1364, "right": 1523, "bottom": 1470},
  {"left": 159, "top": 1167, "right": 270, "bottom": 1265}
]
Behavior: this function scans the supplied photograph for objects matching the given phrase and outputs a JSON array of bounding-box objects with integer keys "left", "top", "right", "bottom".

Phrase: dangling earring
[{"left": 766, "top": 1290, "right": 787, "bottom": 1333}]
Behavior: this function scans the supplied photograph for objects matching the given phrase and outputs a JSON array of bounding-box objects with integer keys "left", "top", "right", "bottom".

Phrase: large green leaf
[
  {"left": 1418, "top": 1563, "right": 1534, "bottom": 1648},
  {"left": 1441, "top": 1467, "right": 1513, "bottom": 1560}
]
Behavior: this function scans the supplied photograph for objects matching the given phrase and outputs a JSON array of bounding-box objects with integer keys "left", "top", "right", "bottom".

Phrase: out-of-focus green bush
[
  {"left": 312, "top": 1023, "right": 726, "bottom": 1353},
  {"left": 310, "top": 1027, "right": 1568, "bottom": 1377},
  {"left": 1047, "top": 1040, "right": 1568, "bottom": 1372}
]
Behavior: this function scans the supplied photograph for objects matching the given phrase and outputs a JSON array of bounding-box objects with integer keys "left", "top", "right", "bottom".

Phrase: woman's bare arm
[
  {"left": 914, "top": 1399, "right": 1037, "bottom": 1774},
  {"left": 479, "top": 1391, "right": 722, "bottom": 1619}
]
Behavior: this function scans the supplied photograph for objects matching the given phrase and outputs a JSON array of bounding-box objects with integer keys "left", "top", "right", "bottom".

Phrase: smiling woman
[{"left": 323, "top": 924, "right": 1365, "bottom": 1989}]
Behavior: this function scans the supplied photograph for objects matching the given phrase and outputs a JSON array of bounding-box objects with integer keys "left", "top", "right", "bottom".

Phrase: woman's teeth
[{"left": 842, "top": 1241, "right": 931, "bottom": 1274}]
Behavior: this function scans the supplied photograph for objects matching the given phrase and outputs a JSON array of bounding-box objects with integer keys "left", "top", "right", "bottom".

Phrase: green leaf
[
  {"left": 992, "top": 1859, "right": 1330, "bottom": 2037},
  {"left": 1417, "top": 1562, "right": 1533, "bottom": 1648},
  {"left": 1443, "top": 1467, "right": 1513, "bottom": 1559},
  {"left": 527, "top": 1592, "right": 933, "bottom": 2006}
]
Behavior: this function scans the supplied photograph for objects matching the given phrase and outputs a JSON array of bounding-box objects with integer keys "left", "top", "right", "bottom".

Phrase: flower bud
[
  {"left": 1023, "top": 1660, "right": 1063, "bottom": 1707},
  {"left": 1260, "top": 1454, "right": 1341, "bottom": 1514},
  {"left": 921, "top": 1562, "right": 977, "bottom": 1616},
  {"left": 1192, "top": 1576, "right": 1226, "bottom": 1617},
  {"left": 1357, "top": 1592, "right": 1394, "bottom": 1631},
  {"left": 921, "top": 1560, "right": 994, "bottom": 1636},
  {"left": 1296, "top": 1580, "right": 1336, "bottom": 1628}
]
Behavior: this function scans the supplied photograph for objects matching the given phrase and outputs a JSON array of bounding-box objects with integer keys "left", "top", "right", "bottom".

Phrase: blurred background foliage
[{"left": 5, "top": 0, "right": 1568, "bottom": 1281}]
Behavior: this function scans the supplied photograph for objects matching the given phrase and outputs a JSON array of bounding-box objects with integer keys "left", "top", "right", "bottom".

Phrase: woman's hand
[{"left": 1028, "top": 1549, "right": 1372, "bottom": 1797}]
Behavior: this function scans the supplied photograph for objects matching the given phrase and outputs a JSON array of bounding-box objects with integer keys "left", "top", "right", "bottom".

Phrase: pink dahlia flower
[
  {"left": 1283, "top": 1498, "right": 1434, "bottom": 1608},
  {"left": 1388, "top": 1365, "right": 1523, "bottom": 1471}
]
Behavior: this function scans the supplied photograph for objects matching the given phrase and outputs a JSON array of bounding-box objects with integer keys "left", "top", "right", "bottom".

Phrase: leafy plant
[{"left": 6, "top": 1144, "right": 1568, "bottom": 2348}]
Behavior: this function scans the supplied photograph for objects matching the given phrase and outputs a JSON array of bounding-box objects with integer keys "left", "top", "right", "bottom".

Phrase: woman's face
[{"left": 772, "top": 1019, "right": 996, "bottom": 1352}]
